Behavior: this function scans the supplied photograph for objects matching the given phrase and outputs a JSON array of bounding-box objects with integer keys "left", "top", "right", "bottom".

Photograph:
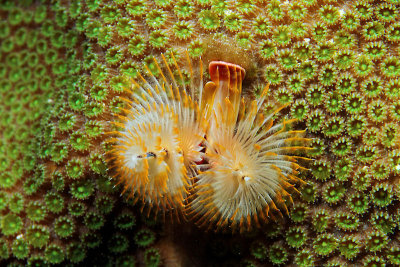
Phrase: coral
[
  {"left": 250, "top": 241, "right": 267, "bottom": 260},
  {"left": 286, "top": 226, "right": 308, "bottom": 248},
  {"left": 1, "top": 0, "right": 400, "bottom": 265},
  {"left": 134, "top": 228, "right": 156, "bottom": 247},
  {"left": 144, "top": 248, "right": 161, "bottom": 267},
  {"left": 339, "top": 235, "right": 360, "bottom": 260},
  {"left": 313, "top": 233, "right": 338, "bottom": 256},
  {"left": 54, "top": 216, "right": 75, "bottom": 238}
]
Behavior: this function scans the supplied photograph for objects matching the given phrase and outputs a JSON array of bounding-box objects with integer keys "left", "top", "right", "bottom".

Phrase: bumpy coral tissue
[{"left": 1, "top": 0, "right": 400, "bottom": 266}]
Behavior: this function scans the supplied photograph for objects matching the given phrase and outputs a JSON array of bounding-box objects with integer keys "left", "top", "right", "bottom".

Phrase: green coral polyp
[
  {"left": 371, "top": 184, "right": 393, "bottom": 207},
  {"left": 0, "top": 171, "right": 17, "bottom": 189},
  {"left": 45, "top": 244, "right": 64, "bottom": 264},
  {"left": 11, "top": 239, "right": 29, "bottom": 259},
  {"left": 81, "top": 232, "right": 101, "bottom": 249},
  {"left": 347, "top": 192, "right": 369, "bottom": 214},
  {"left": 316, "top": 42, "right": 335, "bottom": 62},
  {"left": 335, "top": 211, "right": 359, "bottom": 231},
  {"left": 323, "top": 181, "right": 346, "bottom": 204},
  {"left": 265, "top": 65, "right": 283, "bottom": 85},
  {"left": 278, "top": 49, "right": 297, "bottom": 70},
  {"left": 334, "top": 50, "right": 354, "bottom": 70},
  {"left": 114, "top": 211, "right": 136, "bottom": 230},
  {"left": 70, "top": 132, "right": 90, "bottom": 151},
  {"left": 313, "top": 234, "right": 338, "bottom": 256},
  {"left": 366, "top": 230, "right": 388, "bottom": 252},
  {"left": 85, "top": 121, "right": 104, "bottom": 138},
  {"left": 1, "top": 213, "right": 22, "bottom": 235},
  {"left": 325, "top": 92, "right": 342, "bottom": 114},
  {"left": 144, "top": 248, "right": 161, "bottom": 267},
  {"left": 371, "top": 211, "right": 396, "bottom": 234},
  {"left": 375, "top": 3, "right": 397, "bottom": 22},
  {"left": 387, "top": 246, "right": 400, "bottom": 265},
  {"left": 290, "top": 203, "right": 307, "bottom": 222},
  {"left": 173, "top": 21, "right": 194, "bottom": 40},
  {"left": 363, "top": 21, "right": 384, "bottom": 40},
  {"left": 312, "top": 160, "right": 331, "bottom": 181},
  {"left": 347, "top": 115, "right": 366, "bottom": 137},
  {"left": 89, "top": 153, "right": 107, "bottom": 174},
  {"left": 339, "top": 236, "right": 360, "bottom": 259},
  {"left": 290, "top": 99, "right": 308, "bottom": 120},
  {"left": 59, "top": 113, "right": 77, "bottom": 132},
  {"left": 331, "top": 137, "right": 352, "bottom": 156},
  {"left": 286, "top": 226, "right": 307, "bottom": 248},
  {"left": 268, "top": 243, "right": 288, "bottom": 265},
  {"left": 8, "top": 193, "right": 24, "bottom": 213},
  {"left": 294, "top": 42, "right": 312, "bottom": 61},
  {"left": 68, "top": 201, "right": 86, "bottom": 217},
  {"left": 70, "top": 179, "right": 94, "bottom": 200},
  {"left": 345, "top": 93, "right": 364, "bottom": 114},
  {"left": 273, "top": 26, "right": 291, "bottom": 46},
  {"left": 108, "top": 233, "right": 129, "bottom": 253},
  {"left": 334, "top": 158, "right": 353, "bottom": 181},
  {"left": 67, "top": 242, "right": 86, "bottom": 263},
  {"left": 364, "top": 41, "right": 387, "bottom": 59},
  {"left": 26, "top": 225, "right": 49, "bottom": 248},
  {"left": 85, "top": 211, "right": 105, "bottom": 230},
  {"left": 312, "top": 209, "right": 330, "bottom": 233},
  {"left": 188, "top": 39, "right": 205, "bottom": 58},
  {"left": 340, "top": 12, "right": 359, "bottom": 31},
  {"left": 174, "top": 0, "right": 194, "bottom": 19},
  {"left": 268, "top": 1, "right": 284, "bottom": 21},
  {"left": 66, "top": 158, "right": 85, "bottom": 179},
  {"left": 324, "top": 116, "right": 344, "bottom": 137},
  {"left": 135, "top": 228, "right": 156, "bottom": 247},
  {"left": 319, "top": 5, "right": 339, "bottom": 25},
  {"left": 371, "top": 160, "right": 390, "bottom": 179},
  {"left": 45, "top": 192, "right": 64, "bottom": 214},
  {"left": 198, "top": 10, "right": 220, "bottom": 30},
  {"left": 318, "top": 64, "right": 337, "bottom": 86},
  {"left": 149, "top": 30, "right": 169, "bottom": 48},
  {"left": 54, "top": 216, "right": 75, "bottom": 238},
  {"left": 309, "top": 138, "right": 325, "bottom": 156},
  {"left": 259, "top": 40, "right": 276, "bottom": 60},
  {"left": 368, "top": 100, "right": 387, "bottom": 122},
  {"left": 391, "top": 103, "right": 400, "bottom": 121},
  {"left": 26, "top": 201, "right": 47, "bottom": 222},
  {"left": 95, "top": 195, "right": 115, "bottom": 214},
  {"left": 381, "top": 56, "right": 400, "bottom": 78},
  {"left": 224, "top": 12, "right": 243, "bottom": 32},
  {"left": 85, "top": 101, "right": 105, "bottom": 118},
  {"left": 50, "top": 142, "right": 68, "bottom": 163},
  {"left": 387, "top": 23, "right": 400, "bottom": 42},
  {"left": 385, "top": 78, "right": 400, "bottom": 99},
  {"left": 306, "top": 86, "right": 323, "bottom": 106},
  {"left": 68, "top": 92, "right": 86, "bottom": 111},
  {"left": 145, "top": 10, "right": 167, "bottom": 29},
  {"left": 252, "top": 16, "right": 270, "bottom": 36},
  {"left": 101, "top": 5, "right": 120, "bottom": 24}
]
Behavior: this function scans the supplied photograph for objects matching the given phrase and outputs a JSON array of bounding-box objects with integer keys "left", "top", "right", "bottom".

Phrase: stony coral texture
[{"left": 1, "top": 0, "right": 400, "bottom": 266}]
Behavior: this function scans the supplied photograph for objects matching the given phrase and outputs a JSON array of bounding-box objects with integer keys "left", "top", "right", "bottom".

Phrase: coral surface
[{"left": 1, "top": 0, "right": 400, "bottom": 266}]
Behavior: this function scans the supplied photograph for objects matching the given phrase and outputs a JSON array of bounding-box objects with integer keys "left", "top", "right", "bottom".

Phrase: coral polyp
[
  {"left": 107, "top": 54, "right": 205, "bottom": 215},
  {"left": 189, "top": 61, "right": 309, "bottom": 232}
]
